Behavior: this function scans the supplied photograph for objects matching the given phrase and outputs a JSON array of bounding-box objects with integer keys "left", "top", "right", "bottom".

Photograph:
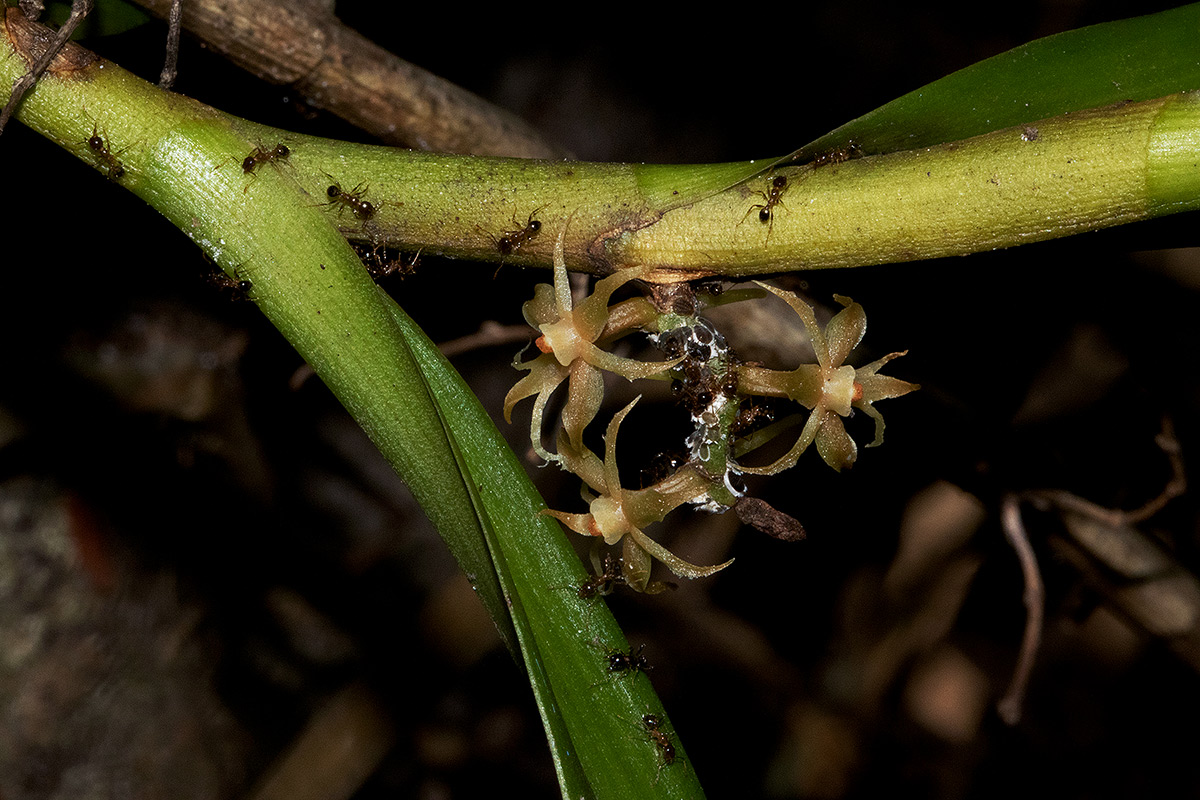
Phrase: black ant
[
  {"left": 606, "top": 643, "right": 653, "bottom": 677},
  {"left": 206, "top": 264, "right": 254, "bottom": 300},
  {"left": 84, "top": 123, "right": 125, "bottom": 181},
  {"left": 746, "top": 174, "right": 788, "bottom": 228},
  {"left": 640, "top": 450, "right": 687, "bottom": 489},
  {"left": 578, "top": 554, "right": 628, "bottom": 599},
  {"left": 642, "top": 714, "right": 678, "bottom": 768},
  {"left": 495, "top": 207, "right": 545, "bottom": 255},
  {"left": 242, "top": 143, "right": 289, "bottom": 174},
  {"left": 587, "top": 640, "right": 653, "bottom": 688},
  {"left": 324, "top": 180, "right": 376, "bottom": 221}
]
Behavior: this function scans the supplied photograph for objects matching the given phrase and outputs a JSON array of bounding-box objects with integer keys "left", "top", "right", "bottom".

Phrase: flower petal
[
  {"left": 542, "top": 509, "right": 599, "bottom": 538},
  {"left": 754, "top": 281, "right": 828, "bottom": 367},
  {"left": 551, "top": 213, "right": 575, "bottom": 319},
  {"left": 622, "top": 537, "right": 654, "bottom": 593},
  {"left": 575, "top": 265, "right": 654, "bottom": 341},
  {"left": 855, "top": 350, "right": 908, "bottom": 378},
  {"left": 739, "top": 406, "right": 825, "bottom": 475},
  {"left": 623, "top": 465, "right": 713, "bottom": 528},
  {"left": 856, "top": 401, "right": 888, "bottom": 448},
  {"left": 824, "top": 295, "right": 867, "bottom": 368},
  {"left": 857, "top": 373, "right": 920, "bottom": 403},
  {"left": 603, "top": 397, "right": 640, "bottom": 499},
  {"left": 582, "top": 341, "right": 683, "bottom": 382},
  {"left": 626, "top": 524, "right": 735, "bottom": 580},
  {"left": 815, "top": 414, "right": 857, "bottom": 471},
  {"left": 502, "top": 355, "right": 565, "bottom": 423},
  {"left": 522, "top": 282, "right": 560, "bottom": 327},
  {"left": 556, "top": 430, "right": 607, "bottom": 496},
  {"left": 561, "top": 361, "right": 605, "bottom": 452}
]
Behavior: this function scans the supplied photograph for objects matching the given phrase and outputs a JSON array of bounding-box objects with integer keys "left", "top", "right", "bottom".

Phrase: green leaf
[
  {"left": 385, "top": 294, "right": 707, "bottom": 798},
  {"left": 778, "top": 3, "right": 1200, "bottom": 165}
]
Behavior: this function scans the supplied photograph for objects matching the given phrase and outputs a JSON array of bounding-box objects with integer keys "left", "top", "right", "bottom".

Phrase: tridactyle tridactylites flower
[
  {"left": 544, "top": 397, "right": 735, "bottom": 586},
  {"left": 503, "top": 217, "right": 681, "bottom": 463},
  {"left": 736, "top": 283, "right": 919, "bottom": 473}
]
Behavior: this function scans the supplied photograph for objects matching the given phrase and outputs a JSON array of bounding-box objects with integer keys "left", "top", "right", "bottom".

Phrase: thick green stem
[
  {"left": 5, "top": 9, "right": 1198, "bottom": 284},
  {"left": 618, "top": 94, "right": 1200, "bottom": 275}
]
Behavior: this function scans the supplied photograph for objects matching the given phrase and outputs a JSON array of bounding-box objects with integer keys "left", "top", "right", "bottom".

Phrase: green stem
[{"left": 9, "top": 12, "right": 1197, "bottom": 287}]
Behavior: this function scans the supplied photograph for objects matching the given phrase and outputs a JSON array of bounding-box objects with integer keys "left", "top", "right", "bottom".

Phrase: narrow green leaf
[
  {"left": 777, "top": 3, "right": 1200, "bottom": 165},
  {"left": 386, "top": 294, "right": 707, "bottom": 799}
]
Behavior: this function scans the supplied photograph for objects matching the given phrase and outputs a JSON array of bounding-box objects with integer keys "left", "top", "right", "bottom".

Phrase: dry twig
[
  {"left": 0, "top": 0, "right": 93, "bottom": 135},
  {"left": 126, "top": 0, "right": 567, "bottom": 158},
  {"left": 157, "top": 0, "right": 183, "bottom": 89},
  {"left": 996, "top": 493, "right": 1044, "bottom": 725}
]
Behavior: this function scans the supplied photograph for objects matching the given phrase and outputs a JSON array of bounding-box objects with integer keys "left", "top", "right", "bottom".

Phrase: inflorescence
[{"left": 506, "top": 219, "right": 918, "bottom": 592}]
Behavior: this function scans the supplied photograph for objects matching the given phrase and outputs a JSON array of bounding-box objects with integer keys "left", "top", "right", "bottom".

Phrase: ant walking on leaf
[
  {"left": 588, "top": 637, "right": 654, "bottom": 688},
  {"left": 642, "top": 713, "right": 678, "bottom": 769}
]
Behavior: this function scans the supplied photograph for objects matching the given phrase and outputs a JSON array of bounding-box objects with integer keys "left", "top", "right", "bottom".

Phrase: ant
[
  {"left": 495, "top": 206, "right": 546, "bottom": 255},
  {"left": 589, "top": 640, "right": 654, "bottom": 689},
  {"left": 356, "top": 244, "right": 421, "bottom": 281},
  {"left": 205, "top": 264, "right": 254, "bottom": 300},
  {"left": 324, "top": 180, "right": 376, "bottom": 221},
  {"left": 606, "top": 643, "right": 653, "bottom": 677},
  {"left": 747, "top": 174, "right": 788, "bottom": 228},
  {"left": 578, "top": 554, "right": 628, "bottom": 599},
  {"left": 84, "top": 123, "right": 125, "bottom": 181},
  {"left": 730, "top": 396, "right": 777, "bottom": 438},
  {"left": 812, "top": 140, "right": 863, "bottom": 168},
  {"left": 640, "top": 450, "right": 687, "bottom": 489},
  {"left": 642, "top": 713, "right": 678, "bottom": 770},
  {"left": 573, "top": 553, "right": 677, "bottom": 599},
  {"left": 242, "top": 143, "right": 290, "bottom": 175}
]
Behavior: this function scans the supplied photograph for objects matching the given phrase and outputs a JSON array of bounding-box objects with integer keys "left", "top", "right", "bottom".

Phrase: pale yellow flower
[
  {"left": 545, "top": 397, "right": 734, "bottom": 585},
  {"left": 503, "top": 218, "right": 679, "bottom": 462},
  {"left": 737, "top": 284, "right": 918, "bottom": 473}
]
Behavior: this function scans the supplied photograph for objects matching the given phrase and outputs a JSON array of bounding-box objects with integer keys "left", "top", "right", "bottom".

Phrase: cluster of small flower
[{"left": 504, "top": 219, "right": 918, "bottom": 592}]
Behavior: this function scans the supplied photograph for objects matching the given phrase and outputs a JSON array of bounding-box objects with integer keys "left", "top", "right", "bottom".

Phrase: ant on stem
[
  {"left": 322, "top": 177, "right": 376, "bottom": 222},
  {"left": 811, "top": 139, "right": 863, "bottom": 168},
  {"left": 242, "top": 143, "right": 290, "bottom": 175},
  {"left": 84, "top": 123, "right": 125, "bottom": 181},
  {"left": 494, "top": 206, "right": 547, "bottom": 256},
  {"left": 741, "top": 174, "right": 788, "bottom": 240}
]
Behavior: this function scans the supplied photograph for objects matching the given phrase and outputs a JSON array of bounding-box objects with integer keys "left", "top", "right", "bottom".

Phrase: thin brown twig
[
  {"left": 124, "top": 0, "right": 567, "bottom": 158},
  {"left": 996, "top": 416, "right": 1186, "bottom": 724},
  {"left": 1025, "top": 416, "right": 1186, "bottom": 526},
  {"left": 996, "top": 493, "right": 1044, "bottom": 725},
  {"left": 0, "top": 0, "right": 93, "bottom": 135},
  {"left": 157, "top": 0, "right": 183, "bottom": 89}
]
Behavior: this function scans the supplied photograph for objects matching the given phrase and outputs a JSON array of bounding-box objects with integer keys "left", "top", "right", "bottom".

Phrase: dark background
[{"left": 2, "top": 1, "right": 1198, "bottom": 798}]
